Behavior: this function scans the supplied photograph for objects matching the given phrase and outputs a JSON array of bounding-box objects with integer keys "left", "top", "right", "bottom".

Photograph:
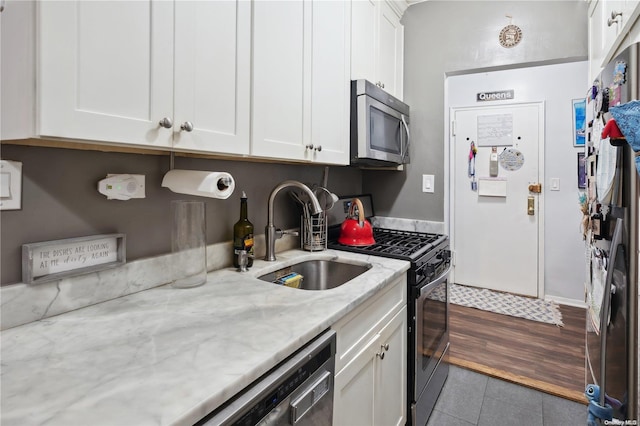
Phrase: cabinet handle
[
  {"left": 608, "top": 10, "right": 622, "bottom": 26},
  {"left": 376, "top": 352, "right": 385, "bottom": 360},
  {"left": 158, "top": 117, "right": 173, "bottom": 129},
  {"left": 305, "top": 144, "right": 314, "bottom": 150},
  {"left": 314, "top": 145, "right": 322, "bottom": 152},
  {"left": 382, "top": 343, "right": 390, "bottom": 351},
  {"left": 180, "top": 121, "right": 194, "bottom": 132}
]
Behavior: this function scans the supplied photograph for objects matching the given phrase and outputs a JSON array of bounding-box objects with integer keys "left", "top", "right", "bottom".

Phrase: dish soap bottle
[{"left": 233, "top": 191, "right": 254, "bottom": 268}]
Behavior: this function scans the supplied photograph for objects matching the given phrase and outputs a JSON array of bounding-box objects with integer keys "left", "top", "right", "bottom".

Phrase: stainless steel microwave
[{"left": 350, "top": 79, "right": 410, "bottom": 166}]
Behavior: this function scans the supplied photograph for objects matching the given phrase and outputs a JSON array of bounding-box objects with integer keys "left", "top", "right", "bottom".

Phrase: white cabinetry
[
  {"left": 589, "top": 0, "right": 640, "bottom": 81},
  {"left": 37, "top": 0, "right": 250, "bottom": 154},
  {"left": 251, "top": 0, "right": 350, "bottom": 165},
  {"left": 351, "top": 0, "right": 405, "bottom": 99},
  {"left": 332, "top": 274, "right": 407, "bottom": 426}
]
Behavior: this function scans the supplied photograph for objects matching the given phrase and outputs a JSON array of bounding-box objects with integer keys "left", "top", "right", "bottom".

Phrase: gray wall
[
  {"left": 1, "top": 144, "right": 362, "bottom": 285},
  {"left": 364, "top": 0, "right": 588, "bottom": 220}
]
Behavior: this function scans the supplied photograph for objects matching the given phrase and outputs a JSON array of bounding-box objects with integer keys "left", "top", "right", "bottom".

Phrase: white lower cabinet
[{"left": 332, "top": 274, "right": 407, "bottom": 426}]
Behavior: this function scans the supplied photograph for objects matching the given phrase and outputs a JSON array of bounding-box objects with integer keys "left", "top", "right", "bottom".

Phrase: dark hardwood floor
[{"left": 448, "top": 303, "right": 587, "bottom": 404}]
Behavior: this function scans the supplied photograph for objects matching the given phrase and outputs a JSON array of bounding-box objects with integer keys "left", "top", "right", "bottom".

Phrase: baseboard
[{"left": 545, "top": 294, "right": 587, "bottom": 309}]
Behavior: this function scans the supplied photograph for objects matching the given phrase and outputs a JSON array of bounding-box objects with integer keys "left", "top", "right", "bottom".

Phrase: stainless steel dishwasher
[{"left": 199, "top": 330, "right": 335, "bottom": 426}]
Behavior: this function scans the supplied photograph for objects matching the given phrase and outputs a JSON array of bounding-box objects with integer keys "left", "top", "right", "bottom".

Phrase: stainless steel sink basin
[{"left": 258, "top": 259, "right": 371, "bottom": 290}]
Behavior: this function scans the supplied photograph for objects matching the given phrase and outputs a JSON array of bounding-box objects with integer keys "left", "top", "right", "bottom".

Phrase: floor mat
[{"left": 441, "top": 283, "right": 564, "bottom": 326}]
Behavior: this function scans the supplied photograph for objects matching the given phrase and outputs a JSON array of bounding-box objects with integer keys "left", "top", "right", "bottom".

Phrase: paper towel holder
[{"left": 161, "top": 169, "right": 235, "bottom": 199}]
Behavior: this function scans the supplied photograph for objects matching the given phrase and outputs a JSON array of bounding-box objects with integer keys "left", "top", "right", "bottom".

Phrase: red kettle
[{"left": 338, "top": 198, "right": 376, "bottom": 246}]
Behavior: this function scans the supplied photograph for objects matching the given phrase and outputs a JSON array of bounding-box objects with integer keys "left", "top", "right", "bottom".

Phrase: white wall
[{"left": 446, "top": 61, "right": 588, "bottom": 305}]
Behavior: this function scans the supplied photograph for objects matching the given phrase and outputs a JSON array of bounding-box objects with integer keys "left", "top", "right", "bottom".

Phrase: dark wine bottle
[{"left": 233, "top": 191, "right": 254, "bottom": 268}]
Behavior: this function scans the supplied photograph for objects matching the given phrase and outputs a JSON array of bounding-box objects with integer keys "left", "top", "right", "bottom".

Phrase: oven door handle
[{"left": 418, "top": 265, "right": 451, "bottom": 297}]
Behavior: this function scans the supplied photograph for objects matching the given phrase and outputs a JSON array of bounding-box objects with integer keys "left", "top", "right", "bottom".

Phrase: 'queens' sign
[{"left": 477, "top": 90, "right": 514, "bottom": 102}]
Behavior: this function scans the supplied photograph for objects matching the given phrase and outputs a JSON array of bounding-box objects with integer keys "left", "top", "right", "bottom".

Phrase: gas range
[
  {"left": 327, "top": 227, "right": 447, "bottom": 263},
  {"left": 324, "top": 195, "right": 450, "bottom": 426}
]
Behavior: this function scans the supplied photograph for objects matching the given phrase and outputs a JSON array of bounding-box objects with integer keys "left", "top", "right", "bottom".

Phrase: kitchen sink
[{"left": 258, "top": 259, "right": 371, "bottom": 290}]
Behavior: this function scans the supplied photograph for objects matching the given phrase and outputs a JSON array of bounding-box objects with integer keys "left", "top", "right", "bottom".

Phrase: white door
[{"left": 452, "top": 103, "right": 544, "bottom": 297}]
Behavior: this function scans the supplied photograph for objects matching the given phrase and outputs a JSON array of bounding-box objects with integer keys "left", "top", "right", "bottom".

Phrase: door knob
[
  {"left": 180, "top": 121, "right": 194, "bottom": 132},
  {"left": 158, "top": 117, "right": 173, "bottom": 129}
]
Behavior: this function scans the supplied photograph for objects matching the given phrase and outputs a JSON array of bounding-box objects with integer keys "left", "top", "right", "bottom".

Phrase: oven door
[{"left": 414, "top": 265, "right": 451, "bottom": 397}]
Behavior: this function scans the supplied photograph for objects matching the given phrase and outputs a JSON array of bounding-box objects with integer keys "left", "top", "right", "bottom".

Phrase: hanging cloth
[{"left": 609, "top": 100, "right": 640, "bottom": 177}]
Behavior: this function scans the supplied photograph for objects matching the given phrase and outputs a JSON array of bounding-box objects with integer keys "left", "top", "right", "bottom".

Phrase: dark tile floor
[{"left": 426, "top": 366, "right": 587, "bottom": 426}]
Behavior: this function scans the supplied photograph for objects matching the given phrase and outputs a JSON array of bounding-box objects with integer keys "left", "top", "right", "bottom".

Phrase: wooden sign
[{"left": 22, "top": 234, "right": 126, "bottom": 284}]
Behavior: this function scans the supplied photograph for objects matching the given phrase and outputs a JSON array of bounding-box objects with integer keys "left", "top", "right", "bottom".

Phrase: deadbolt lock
[{"left": 528, "top": 183, "right": 542, "bottom": 193}]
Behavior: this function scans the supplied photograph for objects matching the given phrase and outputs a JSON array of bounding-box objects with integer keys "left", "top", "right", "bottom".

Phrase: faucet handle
[
  {"left": 278, "top": 229, "right": 300, "bottom": 238},
  {"left": 235, "top": 249, "right": 249, "bottom": 272}
]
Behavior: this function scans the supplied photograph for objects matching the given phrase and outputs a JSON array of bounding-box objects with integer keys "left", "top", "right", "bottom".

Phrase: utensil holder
[{"left": 301, "top": 211, "right": 327, "bottom": 252}]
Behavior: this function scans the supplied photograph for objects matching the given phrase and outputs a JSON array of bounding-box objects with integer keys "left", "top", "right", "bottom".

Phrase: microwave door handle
[{"left": 401, "top": 114, "right": 410, "bottom": 162}]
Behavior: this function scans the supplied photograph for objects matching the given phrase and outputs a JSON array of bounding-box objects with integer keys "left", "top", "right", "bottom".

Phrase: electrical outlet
[
  {"left": 0, "top": 160, "right": 22, "bottom": 210},
  {"left": 422, "top": 174, "right": 434, "bottom": 193}
]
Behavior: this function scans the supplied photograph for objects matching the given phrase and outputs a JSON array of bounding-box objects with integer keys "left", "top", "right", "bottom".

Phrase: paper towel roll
[{"left": 161, "top": 170, "right": 235, "bottom": 199}]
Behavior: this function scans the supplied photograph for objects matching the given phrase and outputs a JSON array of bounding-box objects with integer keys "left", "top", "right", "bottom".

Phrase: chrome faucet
[{"left": 265, "top": 180, "right": 322, "bottom": 261}]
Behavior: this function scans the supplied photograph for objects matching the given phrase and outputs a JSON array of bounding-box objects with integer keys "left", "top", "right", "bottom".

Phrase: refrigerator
[{"left": 585, "top": 42, "right": 639, "bottom": 423}]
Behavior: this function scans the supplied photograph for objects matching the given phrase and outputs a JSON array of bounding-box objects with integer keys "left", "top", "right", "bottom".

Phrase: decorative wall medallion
[{"left": 499, "top": 24, "right": 523, "bottom": 48}]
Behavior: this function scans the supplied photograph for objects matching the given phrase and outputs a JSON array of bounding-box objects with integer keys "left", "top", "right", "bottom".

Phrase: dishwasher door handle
[{"left": 290, "top": 370, "right": 332, "bottom": 424}]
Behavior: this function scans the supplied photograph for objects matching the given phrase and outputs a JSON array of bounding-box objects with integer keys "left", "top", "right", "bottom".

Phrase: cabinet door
[
  {"left": 251, "top": 1, "right": 307, "bottom": 161},
  {"left": 589, "top": 0, "right": 606, "bottom": 81},
  {"left": 309, "top": 0, "right": 350, "bottom": 165},
  {"left": 375, "top": 307, "right": 407, "bottom": 426},
  {"left": 173, "top": 1, "right": 250, "bottom": 155},
  {"left": 351, "top": 0, "right": 377, "bottom": 82},
  {"left": 38, "top": 1, "right": 174, "bottom": 148},
  {"left": 377, "top": 0, "right": 404, "bottom": 99},
  {"left": 1, "top": 0, "right": 36, "bottom": 140},
  {"left": 333, "top": 334, "right": 379, "bottom": 426}
]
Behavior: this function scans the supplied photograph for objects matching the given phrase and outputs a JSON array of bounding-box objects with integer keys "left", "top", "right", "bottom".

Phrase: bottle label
[
  {"left": 244, "top": 235, "right": 254, "bottom": 254},
  {"left": 235, "top": 234, "right": 254, "bottom": 252}
]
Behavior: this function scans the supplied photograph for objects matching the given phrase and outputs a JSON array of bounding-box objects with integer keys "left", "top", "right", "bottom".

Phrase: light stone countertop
[{"left": 0, "top": 249, "right": 409, "bottom": 426}]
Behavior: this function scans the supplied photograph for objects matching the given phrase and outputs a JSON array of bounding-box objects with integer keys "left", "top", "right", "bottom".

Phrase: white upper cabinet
[
  {"left": 251, "top": 0, "right": 350, "bottom": 165},
  {"left": 588, "top": 0, "right": 640, "bottom": 81},
  {"left": 172, "top": 1, "right": 251, "bottom": 155},
  {"left": 38, "top": 1, "right": 175, "bottom": 149},
  {"left": 351, "top": 0, "right": 405, "bottom": 100},
  {"left": 37, "top": 0, "right": 250, "bottom": 154}
]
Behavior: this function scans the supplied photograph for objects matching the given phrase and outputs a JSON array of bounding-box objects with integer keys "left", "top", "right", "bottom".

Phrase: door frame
[{"left": 447, "top": 102, "right": 546, "bottom": 298}]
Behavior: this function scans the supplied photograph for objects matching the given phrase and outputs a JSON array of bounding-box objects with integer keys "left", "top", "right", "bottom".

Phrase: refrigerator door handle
[{"left": 598, "top": 217, "right": 624, "bottom": 407}]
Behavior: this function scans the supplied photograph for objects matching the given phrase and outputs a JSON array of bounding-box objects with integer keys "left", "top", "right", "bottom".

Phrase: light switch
[
  {"left": 550, "top": 178, "right": 560, "bottom": 191},
  {"left": 422, "top": 174, "right": 434, "bottom": 193},
  {"left": 0, "top": 160, "right": 22, "bottom": 210},
  {"left": 0, "top": 172, "right": 11, "bottom": 197}
]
